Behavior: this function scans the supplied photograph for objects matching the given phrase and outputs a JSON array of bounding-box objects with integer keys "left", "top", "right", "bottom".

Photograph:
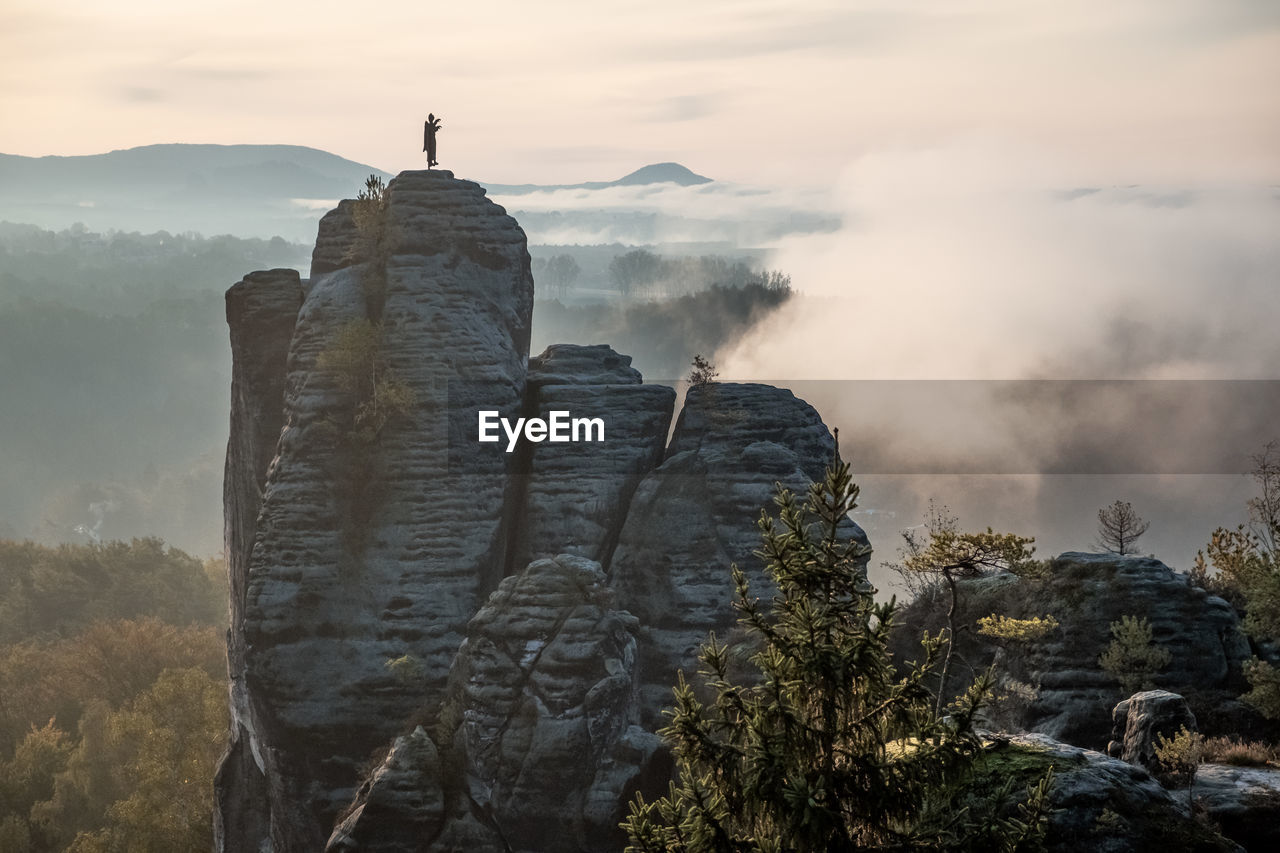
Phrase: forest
[{"left": 0, "top": 539, "right": 227, "bottom": 850}]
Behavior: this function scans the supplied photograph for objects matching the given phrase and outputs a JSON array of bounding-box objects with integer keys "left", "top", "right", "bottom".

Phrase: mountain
[
  {"left": 0, "top": 143, "right": 391, "bottom": 198},
  {"left": 0, "top": 144, "right": 392, "bottom": 242},
  {"left": 481, "top": 161, "right": 712, "bottom": 195},
  {"left": 0, "top": 144, "right": 716, "bottom": 242},
  {"left": 613, "top": 161, "right": 711, "bottom": 186}
]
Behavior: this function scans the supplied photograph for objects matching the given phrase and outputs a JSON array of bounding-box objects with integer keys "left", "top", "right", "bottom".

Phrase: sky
[
  {"left": 2, "top": 0, "right": 1278, "bottom": 566},
  {"left": 1, "top": 0, "right": 1278, "bottom": 186}
]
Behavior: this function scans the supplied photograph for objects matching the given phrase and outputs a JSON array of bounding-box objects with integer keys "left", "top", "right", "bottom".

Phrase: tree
[
  {"left": 976, "top": 615, "right": 1059, "bottom": 730},
  {"left": 543, "top": 254, "right": 581, "bottom": 301},
  {"left": 623, "top": 459, "right": 1050, "bottom": 852},
  {"left": 609, "top": 248, "right": 661, "bottom": 298},
  {"left": 1247, "top": 440, "right": 1280, "bottom": 558},
  {"left": 1098, "top": 615, "right": 1171, "bottom": 696},
  {"left": 975, "top": 615, "right": 1059, "bottom": 643},
  {"left": 1153, "top": 726, "right": 1205, "bottom": 809},
  {"left": 1191, "top": 441, "right": 1280, "bottom": 718},
  {"left": 352, "top": 174, "right": 387, "bottom": 235},
  {"left": 49, "top": 667, "right": 227, "bottom": 853},
  {"left": 1095, "top": 500, "right": 1150, "bottom": 556},
  {"left": 688, "top": 354, "right": 718, "bottom": 385},
  {"left": 893, "top": 504, "right": 1037, "bottom": 714},
  {"left": 346, "top": 174, "right": 392, "bottom": 313},
  {"left": 317, "top": 319, "right": 417, "bottom": 445}
]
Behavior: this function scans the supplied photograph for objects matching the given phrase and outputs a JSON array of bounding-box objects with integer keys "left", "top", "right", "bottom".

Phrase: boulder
[
  {"left": 326, "top": 727, "right": 450, "bottom": 852},
  {"left": 443, "top": 554, "right": 666, "bottom": 852},
  {"left": 1195, "top": 762, "right": 1280, "bottom": 850},
  {"left": 987, "top": 734, "right": 1240, "bottom": 852},
  {"left": 1107, "top": 690, "right": 1198, "bottom": 770}
]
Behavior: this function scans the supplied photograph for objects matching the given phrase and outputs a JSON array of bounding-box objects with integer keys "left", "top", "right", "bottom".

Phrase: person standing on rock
[{"left": 423, "top": 114, "right": 442, "bottom": 167}]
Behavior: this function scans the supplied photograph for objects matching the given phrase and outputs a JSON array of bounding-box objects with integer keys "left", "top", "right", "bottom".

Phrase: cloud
[
  {"left": 118, "top": 86, "right": 165, "bottom": 103},
  {"left": 651, "top": 94, "right": 722, "bottom": 122},
  {"left": 719, "top": 139, "right": 1280, "bottom": 381},
  {"left": 489, "top": 178, "right": 840, "bottom": 246}
]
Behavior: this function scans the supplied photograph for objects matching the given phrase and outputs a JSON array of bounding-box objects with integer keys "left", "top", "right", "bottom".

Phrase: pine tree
[
  {"left": 623, "top": 458, "right": 1049, "bottom": 852},
  {"left": 893, "top": 505, "right": 1037, "bottom": 714},
  {"left": 1095, "top": 500, "right": 1150, "bottom": 556},
  {"left": 1192, "top": 442, "right": 1280, "bottom": 717},
  {"left": 1098, "top": 615, "right": 1171, "bottom": 696},
  {"left": 689, "top": 354, "right": 719, "bottom": 385}
]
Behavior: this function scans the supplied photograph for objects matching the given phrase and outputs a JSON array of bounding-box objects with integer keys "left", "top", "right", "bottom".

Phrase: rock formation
[
  {"left": 443, "top": 554, "right": 665, "bottom": 851},
  {"left": 309, "top": 200, "right": 359, "bottom": 277},
  {"left": 218, "top": 170, "right": 1275, "bottom": 851},
  {"left": 1196, "top": 763, "right": 1280, "bottom": 850},
  {"left": 510, "top": 345, "right": 674, "bottom": 570},
  {"left": 222, "top": 170, "right": 535, "bottom": 849},
  {"left": 1105, "top": 692, "right": 1280, "bottom": 850},
  {"left": 330, "top": 555, "right": 668, "bottom": 852},
  {"left": 608, "top": 382, "right": 870, "bottom": 724},
  {"left": 216, "top": 267, "right": 304, "bottom": 852},
  {"left": 893, "top": 552, "right": 1255, "bottom": 748},
  {"left": 1107, "top": 690, "right": 1198, "bottom": 769},
  {"left": 217, "top": 172, "right": 859, "bottom": 850},
  {"left": 991, "top": 734, "right": 1240, "bottom": 853}
]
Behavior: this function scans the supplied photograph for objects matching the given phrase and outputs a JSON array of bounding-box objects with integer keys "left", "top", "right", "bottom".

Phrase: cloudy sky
[
  {"left": 2, "top": 0, "right": 1277, "bottom": 185},
  {"left": 2, "top": 0, "right": 1276, "bottom": 564}
]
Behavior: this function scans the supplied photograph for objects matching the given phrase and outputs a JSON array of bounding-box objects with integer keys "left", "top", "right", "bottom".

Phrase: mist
[
  {"left": 490, "top": 179, "right": 839, "bottom": 246},
  {"left": 713, "top": 140, "right": 1280, "bottom": 584}
]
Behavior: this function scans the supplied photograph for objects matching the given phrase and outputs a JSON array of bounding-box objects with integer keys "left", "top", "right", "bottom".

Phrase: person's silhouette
[{"left": 423, "top": 114, "right": 442, "bottom": 167}]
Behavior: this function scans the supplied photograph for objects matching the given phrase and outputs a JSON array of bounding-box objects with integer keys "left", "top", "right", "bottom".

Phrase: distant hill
[
  {"left": 482, "top": 161, "right": 712, "bottom": 195},
  {"left": 0, "top": 144, "right": 715, "bottom": 241},
  {"left": 0, "top": 144, "right": 392, "bottom": 241},
  {"left": 0, "top": 144, "right": 391, "bottom": 197}
]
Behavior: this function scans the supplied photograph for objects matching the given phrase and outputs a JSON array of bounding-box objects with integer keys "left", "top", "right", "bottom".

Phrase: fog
[
  {"left": 491, "top": 179, "right": 839, "bottom": 247},
  {"left": 709, "top": 141, "right": 1280, "bottom": 586}
]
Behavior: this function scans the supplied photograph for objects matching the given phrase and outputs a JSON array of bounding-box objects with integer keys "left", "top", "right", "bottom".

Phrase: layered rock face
[
  {"left": 219, "top": 178, "right": 1261, "bottom": 851},
  {"left": 446, "top": 555, "right": 665, "bottom": 852},
  {"left": 330, "top": 555, "right": 668, "bottom": 852},
  {"left": 609, "top": 382, "right": 870, "bottom": 723},
  {"left": 511, "top": 344, "right": 674, "bottom": 570},
  {"left": 216, "top": 268, "right": 304, "bottom": 852},
  {"left": 309, "top": 200, "right": 358, "bottom": 277},
  {"left": 225, "top": 171, "right": 535, "bottom": 849},
  {"left": 893, "top": 552, "right": 1254, "bottom": 748}
]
